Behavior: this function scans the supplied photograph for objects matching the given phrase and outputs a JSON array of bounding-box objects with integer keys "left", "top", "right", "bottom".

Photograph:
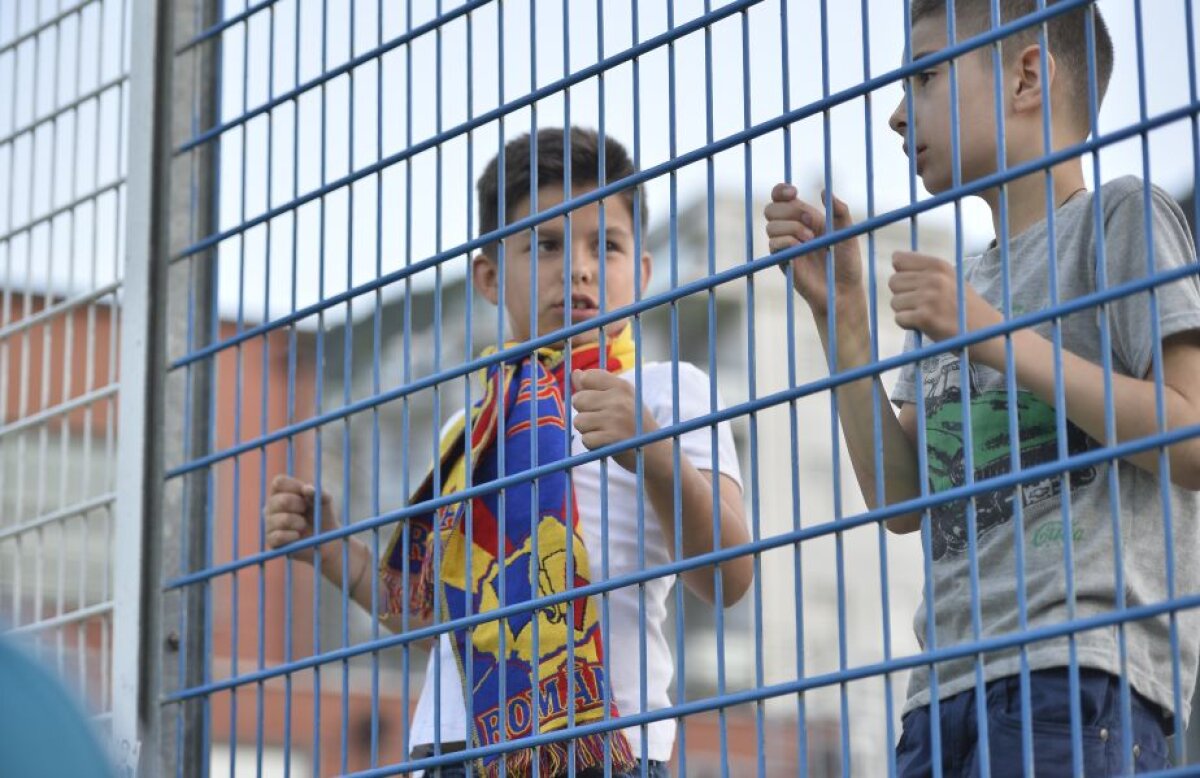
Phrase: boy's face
[
  {"left": 473, "top": 184, "right": 652, "bottom": 349},
  {"left": 888, "top": 16, "right": 1004, "bottom": 195}
]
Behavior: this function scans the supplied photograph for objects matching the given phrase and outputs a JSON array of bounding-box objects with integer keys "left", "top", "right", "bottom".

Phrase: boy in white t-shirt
[{"left": 264, "top": 126, "right": 751, "bottom": 777}]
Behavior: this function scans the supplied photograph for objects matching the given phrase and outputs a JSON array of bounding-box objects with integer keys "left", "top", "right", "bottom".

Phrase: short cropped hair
[
  {"left": 476, "top": 127, "right": 648, "bottom": 260},
  {"left": 911, "top": 0, "right": 1114, "bottom": 129}
]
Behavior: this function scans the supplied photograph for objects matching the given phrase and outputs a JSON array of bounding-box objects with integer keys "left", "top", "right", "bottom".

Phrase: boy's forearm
[
  {"left": 640, "top": 439, "right": 752, "bottom": 603},
  {"left": 812, "top": 297, "right": 924, "bottom": 530},
  {"left": 982, "top": 329, "right": 1200, "bottom": 488},
  {"left": 313, "top": 536, "right": 387, "bottom": 619},
  {"left": 344, "top": 540, "right": 413, "bottom": 634}
]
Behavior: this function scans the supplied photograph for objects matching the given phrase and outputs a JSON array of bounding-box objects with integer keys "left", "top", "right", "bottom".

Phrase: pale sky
[
  {"left": 3, "top": 1, "right": 1196, "bottom": 321},
  {"left": 211, "top": 0, "right": 1200, "bottom": 326}
]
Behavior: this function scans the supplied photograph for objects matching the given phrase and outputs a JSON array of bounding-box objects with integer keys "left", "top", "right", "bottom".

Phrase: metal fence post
[
  {"left": 110, "top": 0, "right": 220, "bottom": 774},
  {"left": 156, "top": 0, "right": 222, "bottom": 775},
  {"left": 111, "top": 0, "right": 172, "bottom": 774},
  {"left": 165, "top": 0, "right": 222, "bottom": 773}
]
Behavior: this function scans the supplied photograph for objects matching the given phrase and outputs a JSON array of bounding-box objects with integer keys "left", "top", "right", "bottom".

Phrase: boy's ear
[
  {"left": 1012, "top": 43, "right": 1055, "bottom": 115},
  {"left": 472, "top": 252, "right": 500, "bottom": 305},
  {"left": 639, "top": 252, "right": 653, "bottom": 296}
]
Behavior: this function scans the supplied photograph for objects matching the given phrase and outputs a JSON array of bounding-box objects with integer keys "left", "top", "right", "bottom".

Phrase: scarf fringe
[
  {"left": 379, "top": 523, "right": 442, "bottom": 622},
  {"left": 378, "top": 564, "right": 434, "bottom": 622},
  {"left": 479, "top": 732, "right": 637, "bottom": 778}
]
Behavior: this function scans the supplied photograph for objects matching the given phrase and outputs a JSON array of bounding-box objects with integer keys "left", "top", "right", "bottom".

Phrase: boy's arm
[
  {"left": 570, "top": 370, "right": 753, "bottom": 606},
  {"left": 890, "top": 252, "right": 1200, "bottom": 490},
  {"left": 264, "top": 475, "right": 411, "bottom": 633},
  {"left": 765, "top": 185, "right": 926, "bottom": 532},
  {"left": 811, "top": 290, "right": 926, "bottom": 533},
  {"left": 641, "top": 442, "right": 750, "bottom": 606},
  {"left": 1002, "top": 329, "right": 1200, "bottom": 488}
]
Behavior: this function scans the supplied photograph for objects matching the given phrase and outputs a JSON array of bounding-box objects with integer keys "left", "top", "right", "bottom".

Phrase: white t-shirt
[{"left": 408, "top": 361, "right": 743, "bottom": 762}]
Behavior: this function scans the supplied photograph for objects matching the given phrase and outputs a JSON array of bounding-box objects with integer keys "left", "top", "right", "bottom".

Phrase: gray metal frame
[
  {"left": 112, "top": 0, "right": 218, "bottom": 774},
  {"left": 111, "top": 0, "right": 168, "bottom": 770}
]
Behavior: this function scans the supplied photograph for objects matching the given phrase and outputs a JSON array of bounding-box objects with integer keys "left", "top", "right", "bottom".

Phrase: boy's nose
[
  {"left": 888, "top": 100, "right": 908, "bottom": 136},
  {"left": 570, "top": 243, "right": 597, "bottom": 283}
]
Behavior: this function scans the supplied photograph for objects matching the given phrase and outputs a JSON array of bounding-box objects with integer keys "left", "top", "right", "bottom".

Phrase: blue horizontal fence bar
[{"left": 173, "top": 0, "right": 280, "bottom": 54}]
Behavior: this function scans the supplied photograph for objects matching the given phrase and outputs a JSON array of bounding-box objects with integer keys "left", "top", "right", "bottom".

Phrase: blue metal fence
[{"left": 155, "top": 1, "right": 1200, "bottom": 776}]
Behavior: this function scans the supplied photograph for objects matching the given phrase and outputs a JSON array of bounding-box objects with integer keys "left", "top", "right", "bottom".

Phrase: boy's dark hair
[
  {"left": 476, "top": 127, "right": 648, "bottom": 259},
  {"left": 911, "top": 0, "right": 1113, "bottom": 130}
]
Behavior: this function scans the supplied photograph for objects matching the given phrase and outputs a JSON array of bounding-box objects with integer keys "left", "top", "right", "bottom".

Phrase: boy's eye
[
  {"left": 916, "top": 70, "right": 937, "bottom": 87},
  {"left": 604, "top": 240, "right": 622, "bottom": 253},
  {"left": 535, "top": 238, "right": 561, "bottom": 254}
]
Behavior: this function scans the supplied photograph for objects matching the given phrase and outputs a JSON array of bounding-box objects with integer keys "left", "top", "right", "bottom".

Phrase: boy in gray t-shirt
[{"left": 765, "top": 1, "right": 1200, "bottom": 774}]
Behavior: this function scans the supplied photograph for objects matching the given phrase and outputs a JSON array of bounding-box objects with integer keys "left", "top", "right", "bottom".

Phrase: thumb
[
  {"left": 302, "top": 483, "right": 332, "bottom": 507},
  {"left": 771, "top": 182, "right": 797, "bottom": 203},
  {"left": 821, "top": 189, "right": 851, "bottom": 225}
]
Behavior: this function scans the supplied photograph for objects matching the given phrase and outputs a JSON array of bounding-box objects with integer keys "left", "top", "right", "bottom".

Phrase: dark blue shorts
[{"left": 896, "top": 668, "right": 1171, "bottom": 777}]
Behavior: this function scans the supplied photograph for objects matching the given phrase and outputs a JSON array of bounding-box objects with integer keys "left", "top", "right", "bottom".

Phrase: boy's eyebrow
[{"left": 564, "top": 222, "right": 633, "bottom": 239}]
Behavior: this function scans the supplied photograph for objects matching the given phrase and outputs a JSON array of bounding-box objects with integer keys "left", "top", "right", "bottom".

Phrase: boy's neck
[{"left": 980, "top": 157, "right": 1087, "bottom": 242}]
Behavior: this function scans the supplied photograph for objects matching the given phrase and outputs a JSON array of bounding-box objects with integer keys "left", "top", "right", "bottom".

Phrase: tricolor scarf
[{"left": 382, "top": 327, "right": 638, "bottom": 777}]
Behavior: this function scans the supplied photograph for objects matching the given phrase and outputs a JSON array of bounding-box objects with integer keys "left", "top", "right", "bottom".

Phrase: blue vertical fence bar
[
  {"left": 900, "top": 5, "right": 943, "bottom": 777},
  {"left": 775, "top": 3, "right": 811, "bottom": 773},
  {"left": 368, "top": 2, "right": 385, "bottom": 767},
  {"left": 664, "top": 5, "right": 686, "bottom": 776},
  {"left": 815, "top": 1, "right": 854, "bottom": 773},
  {"left": 985, "top": 0, "right": 1035, "bottom": 772},
  {"left": 146, "top": 1, "right": 1200, "bottom": 776},
  {"left": 859, "top": 2, "right": 899, "bottom": 775},
  {"left": 738, "top": 6, "right": 767, "bottom": 777},
  {"left": 943, "top": 3, "right": 994, "bottom": 774}
]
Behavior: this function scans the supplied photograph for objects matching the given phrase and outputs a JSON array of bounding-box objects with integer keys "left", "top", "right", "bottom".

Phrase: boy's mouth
[
  {"left": 903, "top": 143, "right": 929, "bottom": 172},
  {"left": 552, "top": 292, "right": 600, "bottom": 322}
]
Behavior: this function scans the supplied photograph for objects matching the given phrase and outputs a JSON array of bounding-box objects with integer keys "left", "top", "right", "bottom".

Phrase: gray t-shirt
[{"left": 892, "top": 176, "right": 1200, "bottom": 723}]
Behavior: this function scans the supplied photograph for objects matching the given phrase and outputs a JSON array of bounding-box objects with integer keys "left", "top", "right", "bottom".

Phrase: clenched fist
[
  {"left": 570, "top": 369, "right": 657, "bottom": 473},
  {"left": 263, "top": 474, "right": 339, "bottom": 563},
  {"left": 889, "top": 251, "right": 1003, "bottom": 362}
]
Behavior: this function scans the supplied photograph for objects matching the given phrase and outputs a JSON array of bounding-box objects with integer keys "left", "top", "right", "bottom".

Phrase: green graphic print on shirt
[{"left": 921, "top": 357, "right": 1098, "bottom": 561}]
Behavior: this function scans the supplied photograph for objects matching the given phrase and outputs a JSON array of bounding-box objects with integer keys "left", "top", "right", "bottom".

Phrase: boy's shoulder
[
  {"left": 618, "top": 360, "right": 718, "bottom": 414},
  {"left": 1099, "top": 174, "right": 1147, "bottom": 202},
  {"left": 1096, "top": 175, "right": 1181, "bottom": 222},
  {"left": 622, "top": 359, "right": 708, "bottom": 377},
  {"left": 620, "top": 360, "right": 711, "bottom": 391}
]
